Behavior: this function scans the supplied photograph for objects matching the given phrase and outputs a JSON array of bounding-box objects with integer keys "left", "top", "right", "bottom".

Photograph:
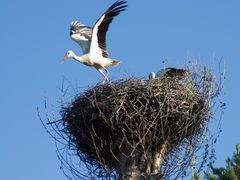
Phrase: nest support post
[
  {"left": 151, "top": 139, "right": 169, "bottom": 175},
  {"left": 118, "top": 152, "right": 143, "bottom": 180},
  {"left": 117, "top": 139, "right": 169, "bottom": 179}
]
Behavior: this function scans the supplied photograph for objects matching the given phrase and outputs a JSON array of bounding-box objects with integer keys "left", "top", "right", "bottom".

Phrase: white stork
[
  {"left": 149, "top": 68, "right": 187, "bottom": 80},
  {"left": 62, "top": 0, "right": 127, "bottom": 83}
]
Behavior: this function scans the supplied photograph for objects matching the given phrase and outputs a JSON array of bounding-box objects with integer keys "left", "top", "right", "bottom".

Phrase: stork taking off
[
  {"left": 62, "top": 0, "right": 127, "bottom": 84},
  {"left": 149, "top": 68, "right": 187, "bottom": 80}
]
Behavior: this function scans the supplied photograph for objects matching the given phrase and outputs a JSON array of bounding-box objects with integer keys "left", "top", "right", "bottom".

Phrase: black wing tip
[
  {"left": 70, "top": 20, "right": 91, "bottom": 31},
  {"left": 108, "top": 0, "right": 128, "bottom": 13},
  {"left": 115, "top": 0, "right": 128, "bottom": 5},
  {"left": 70, "top": 20, "right": 81, "bottom": 29}
]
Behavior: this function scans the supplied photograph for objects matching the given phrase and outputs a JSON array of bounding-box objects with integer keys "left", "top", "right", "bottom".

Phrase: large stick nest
[
  {"left": 39, "top": 64, "right": 224, "bottom": 179},
  {"left": 60, "top": 75, "right": 211, "bottom": 176}
]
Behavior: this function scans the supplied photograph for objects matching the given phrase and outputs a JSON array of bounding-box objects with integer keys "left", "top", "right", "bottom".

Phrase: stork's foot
[
  {"left": 101, "top": 80, "right": 108, "bottom": 85},
  {"left": 101, "top": 78, "right": 110, "bottom": 85},
  {"left": 105, "top": 77, "right": 109, "bottom": 82},
  {"left": 101, "top": 81, "right": 106, "bottom": 85}
]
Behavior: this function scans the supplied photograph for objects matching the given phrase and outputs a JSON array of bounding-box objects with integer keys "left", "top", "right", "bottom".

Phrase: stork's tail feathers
[{"left": 111, "top": 60, "right": 121, "bottom": 66}]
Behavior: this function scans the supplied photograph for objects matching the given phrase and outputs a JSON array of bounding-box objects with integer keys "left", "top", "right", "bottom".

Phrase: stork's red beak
[{"left": 61, "top": 53, "right": 68, "bottom": 64}]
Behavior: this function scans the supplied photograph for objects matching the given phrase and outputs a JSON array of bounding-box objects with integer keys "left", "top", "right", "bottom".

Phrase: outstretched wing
[
  {"left": 70, "top": 20, "right": 92, "bottom": 53},
  {"left": 90, "top": 0, "right": 127, "bottom": 58}
]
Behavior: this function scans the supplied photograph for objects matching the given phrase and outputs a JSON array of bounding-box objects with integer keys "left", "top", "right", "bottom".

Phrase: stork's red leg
[
  {"left": 103, "top": 67, "right": 109, "bottom": 82},
  {"left": 97, "top": 69, "right": 106, "bottom": 79},
  {"left": 97, "top": 68, "right": 108, "bottom": 84}
]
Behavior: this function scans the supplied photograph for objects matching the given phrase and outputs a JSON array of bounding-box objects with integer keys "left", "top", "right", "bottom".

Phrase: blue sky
[{"left": 1, "top": 0, "right": 240, "bottom": 179}]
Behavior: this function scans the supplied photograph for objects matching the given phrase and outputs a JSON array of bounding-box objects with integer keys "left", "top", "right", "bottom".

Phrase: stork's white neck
[{"left": 72, "top": 53, "right": 84, "bottom": 63}]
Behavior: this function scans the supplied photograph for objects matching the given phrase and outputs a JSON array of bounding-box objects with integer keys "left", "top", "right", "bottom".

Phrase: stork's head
[
  {"left": 149, "top": 72, "right": 156, "bottom": 80},
  {"left": 62, "top": 50, "right": 75, "bottom": 63}
]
